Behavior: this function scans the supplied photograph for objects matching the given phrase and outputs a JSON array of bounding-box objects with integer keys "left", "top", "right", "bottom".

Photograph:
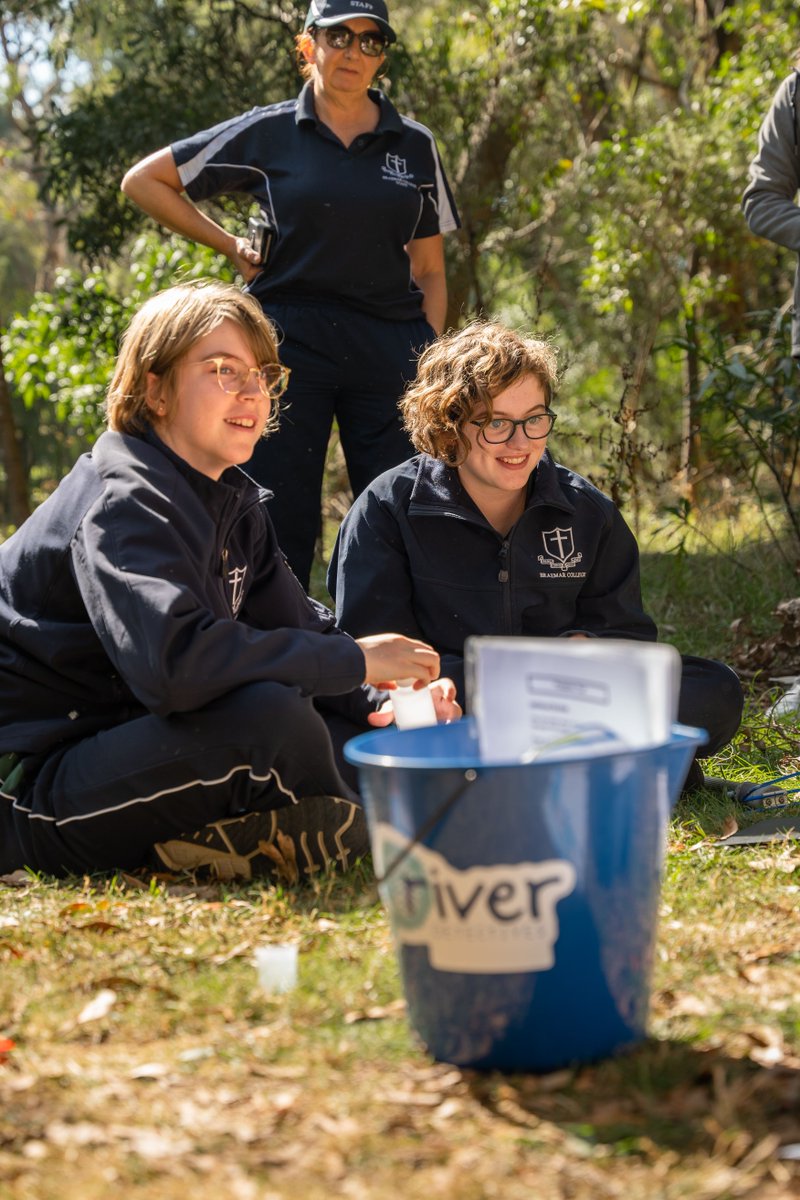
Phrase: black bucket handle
[{"left": 375, "top": 768, "right": 479, "bottom": 886}]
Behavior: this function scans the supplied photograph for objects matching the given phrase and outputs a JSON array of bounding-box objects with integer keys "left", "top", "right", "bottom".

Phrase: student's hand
[
  {"left": 230, "top": 235, "right": 263, "bottom": 283},
  {"left": 430, "top": 677, "right": 461, "bottom": 723},
  {"left": 367, "top": 677, "right": 462, "bottom": 727},
  {"left": 357, "top": 633, "right": 440, "bottom": 690}
]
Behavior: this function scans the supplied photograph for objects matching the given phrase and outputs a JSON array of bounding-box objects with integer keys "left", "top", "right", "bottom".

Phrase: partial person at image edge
[
  {"left": 743, "top": 54, "right": 800, "bottom": 359},
  {"left": 121, "top": 0, "right": 460, "bottom": 590},
  {"left": 328, "top": 320, "right": 745, "bottom": 789},
  {"left": 0, "top": 280, "right": 458, "bottom": 880}
]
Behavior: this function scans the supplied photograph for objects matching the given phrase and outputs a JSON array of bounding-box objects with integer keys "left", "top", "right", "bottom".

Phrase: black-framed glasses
[
  {"left": 194, "top": 357, "right": 291, "bottom": 400},
  {"left": 318, "top": 25, "right": 387, "bottom": 57},
  {"left": 471, "top": 411, "right": 556, "bottom": 444}
]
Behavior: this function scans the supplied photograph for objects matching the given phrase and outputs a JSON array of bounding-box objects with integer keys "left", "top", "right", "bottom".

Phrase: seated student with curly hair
[
  {"left": 0, "top": 281, "right": 457, "bottom": 881},
  {"left": 328, "top": 319, "right": 744, "bottom": 788}
]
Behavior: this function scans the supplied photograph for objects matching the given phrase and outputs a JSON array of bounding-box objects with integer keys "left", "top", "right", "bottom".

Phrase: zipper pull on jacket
[{"left": 498, "top": 540, "right": 510, "bottom": 584}]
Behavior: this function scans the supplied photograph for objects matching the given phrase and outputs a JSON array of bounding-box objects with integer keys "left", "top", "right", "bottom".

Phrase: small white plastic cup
[
  {"left": 391, "top": 678, "right": 438, "bottom": 731},
  {"left": 767, "top": 679, "right": 800, "bottom": 720},
  {"left": 254, "top": 943, "right": 298, "bottom": 994}
]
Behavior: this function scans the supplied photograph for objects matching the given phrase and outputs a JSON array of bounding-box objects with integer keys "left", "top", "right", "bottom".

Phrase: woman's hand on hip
[{"left": 230, "top": 236, "right": 264, "bottom": 283}]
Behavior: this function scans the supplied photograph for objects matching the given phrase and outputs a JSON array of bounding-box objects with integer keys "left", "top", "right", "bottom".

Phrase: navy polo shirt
[{"left": 172, "top": 82, "right": 460, "bottom": 322}]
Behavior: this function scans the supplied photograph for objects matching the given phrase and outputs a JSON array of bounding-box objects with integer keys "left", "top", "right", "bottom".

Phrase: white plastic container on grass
[
  {"left": 767, "top": 678, "right": 800, "bottom": 720},
  {"left": 254, "top": 943, "right": 298, "bottom": 994}
]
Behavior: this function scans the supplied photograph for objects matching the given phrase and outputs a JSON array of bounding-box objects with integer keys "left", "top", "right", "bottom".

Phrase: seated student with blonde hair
[
  {"left": 0, "top": 280, "right": 457, "bottom": 881},
  {"left": 328, "top": 319, "right": 743, "bottom": 789}
]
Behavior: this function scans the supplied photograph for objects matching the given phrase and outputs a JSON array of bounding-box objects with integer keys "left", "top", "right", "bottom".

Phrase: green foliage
[
  {"left": 4, "top": 274, "right": 123, "bottom": 441},
  {"left": 0, "top": 159, "right": 46, "bottom": 324},
  {"left": 37, "top": 0, "right": 304, "bottom": 260},
  {"left": 2, "top": 0, "right": 800, "bottom": 534},
  {"left": 1, "top": 234, "right": 236, "bottom": 480},
  {"left": 690, "top": 307, "right": 800, "bottom": 553}
]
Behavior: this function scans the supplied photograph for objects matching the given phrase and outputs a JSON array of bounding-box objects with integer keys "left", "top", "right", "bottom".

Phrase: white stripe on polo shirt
[
  {"left": 400, "top": 114, "right": 459, "bottom": 234},
  {"left": 176, "top": 99, "right": 297, "bottom": 189}
]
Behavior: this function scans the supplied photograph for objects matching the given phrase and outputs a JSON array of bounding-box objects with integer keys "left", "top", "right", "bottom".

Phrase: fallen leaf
[
  {"left": 0, "top": 871, "right": 33, "bottom": 887},
  {"left": 119, "top": 872, "right": 151, "bottom": 890},
  {"left": 127, "top": 1128, "right": 192, "bottom": 1159},
  {"left": 45, "top": 1120, "right": 107, "bottom": 1148},
  {"left": 738, "top": 963, "right": 768, "bottom": 984},
  {"left": 744, "top": 1024, "right": 786, "bottom": 1067},
  {"left": 383, "top": 1090, "right": 445, "bottom": 1107},
  {"left": 736, "top": 1133, "right": 783, "bottom": 1170},
  {"left": 344, "top": 998, "right": 407, "bottom": 1024},
  {"left": 249, "top": 1063, "right": 305, "bottom": 1079},
  {"left": 128, "top": 1062, "right": 169, "bottom": 1080},
  {"left": 92, "top": 975, "right": 142, "bottom": 990},
  {"left": 76, "top": 989, "right": 117, "bottom": 1025},
  {"left": 73, "top": 920, "right": 123, "bottom": 934},
  {"left": 177, "top": 1047, "right": 214, "bottom": 1063},
  {"left": 4, "top": 1073, "right": 36, "bottom": 1092},
  {"left": 719, "top": 815, "right": 739, "bottom": 840},
  {"left": 534, "top": 1069, "right": 577, "bottom": 1092},
  {"left": 210, "top": 940, "right": 252, "bottom": 965},
  {"left": 272, "top": 1089, "right": 299, "bottom": 1115},
  {"left": 668, "top": 992, "right": 712, "bottom": 1017},
  {"left": 740, "top": 941, "right": 800, "bottom": 963}
]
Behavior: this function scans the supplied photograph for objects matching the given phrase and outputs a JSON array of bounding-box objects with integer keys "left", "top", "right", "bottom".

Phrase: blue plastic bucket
[{"left": 345, "top": 718, "right": 705, "bottom": 1073}]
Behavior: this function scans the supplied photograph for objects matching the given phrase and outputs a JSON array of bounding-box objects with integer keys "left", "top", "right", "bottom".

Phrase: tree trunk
[
  {"left": 681, "top": 246, "right": 705, "bottom": 499},
  {"left": 681, "top": 308, "right": 704, "bottom": 500},
  {"left": 0, "top": 342, "right": 31, "bottom": 527},
  {"left": 445, "top": 81, "right": 529, "bottom": 325}
]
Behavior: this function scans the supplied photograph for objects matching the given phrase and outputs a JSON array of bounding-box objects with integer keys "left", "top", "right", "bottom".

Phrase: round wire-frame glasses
[{"left": 201, "top": 357, "right": 291, "bottom": 400}]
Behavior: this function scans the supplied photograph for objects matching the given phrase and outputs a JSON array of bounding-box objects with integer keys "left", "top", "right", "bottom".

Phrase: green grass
[{"left": 1, "top": 507, "right": 799, "bottom": 1198}]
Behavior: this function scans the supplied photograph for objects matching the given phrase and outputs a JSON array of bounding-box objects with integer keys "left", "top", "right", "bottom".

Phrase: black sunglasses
[{"left": 317, "top": 25, "right": 387, "bottom": 57}]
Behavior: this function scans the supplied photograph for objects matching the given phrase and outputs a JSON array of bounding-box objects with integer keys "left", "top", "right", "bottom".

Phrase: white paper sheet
[{"left": 465, "top": 637, "right": 682, "bottom": 764}]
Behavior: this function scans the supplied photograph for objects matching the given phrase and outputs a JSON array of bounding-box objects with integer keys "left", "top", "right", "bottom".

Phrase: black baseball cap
[{"left": 303, "top": 0, "right": 397, "bottom": 44}]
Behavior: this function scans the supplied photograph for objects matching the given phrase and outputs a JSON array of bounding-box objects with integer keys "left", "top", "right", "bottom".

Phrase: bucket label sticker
[{"left": 374, "top": 823, "right": 576, "bottom": 974}]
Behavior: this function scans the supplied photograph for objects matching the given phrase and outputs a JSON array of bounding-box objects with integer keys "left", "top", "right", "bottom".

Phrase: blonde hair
[
  {"left": 106, "top": 280, "right": 281, "bottom": 436},
  {"left": 400, "top": 320, "right": 559, "bottom": 466}
]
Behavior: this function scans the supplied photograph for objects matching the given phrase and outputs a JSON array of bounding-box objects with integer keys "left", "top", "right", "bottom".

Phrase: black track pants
[
  {"left": 677, "top": 655, "right": 744, "bottom": 758},
  {"left": 244, "top": 302, "right": 434, "bottom": 589},
  {"left": 0, "top": 682, "right": 362, "bottom": 877}
]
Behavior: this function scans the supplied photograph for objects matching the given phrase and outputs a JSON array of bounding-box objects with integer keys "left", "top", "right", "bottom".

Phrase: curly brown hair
[
  {"left": 106, "top": 280, "right": 281, "bottom": 438},
  {"left": 400, "top": 320, "right": 559, "bottom": 466}
]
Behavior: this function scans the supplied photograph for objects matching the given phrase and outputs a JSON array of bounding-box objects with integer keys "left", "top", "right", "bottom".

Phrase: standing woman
[
  {"left": 743, "top": 55, "right": 800, "bottom": 359},
  {"left": 121, "top": 0, "right": 460, "bottom": 589}
]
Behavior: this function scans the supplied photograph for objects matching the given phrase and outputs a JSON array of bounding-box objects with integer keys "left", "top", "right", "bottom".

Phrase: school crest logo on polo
[
  {"left": 382, "top": 153, "right": 415, "bottom": 188},
  {"left": 537, "top": 526, "right": 585, "bottom": 576},
  {"left": 386, "top": 153, "right": 407, "bottom": 177}
]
